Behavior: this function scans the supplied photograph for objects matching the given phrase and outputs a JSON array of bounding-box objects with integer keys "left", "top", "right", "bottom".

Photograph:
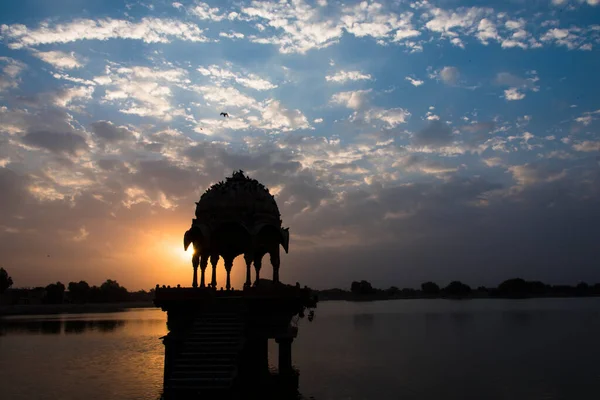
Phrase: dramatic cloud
[{"left": 1, "top": 0, "right": 599, "bottom": 290}]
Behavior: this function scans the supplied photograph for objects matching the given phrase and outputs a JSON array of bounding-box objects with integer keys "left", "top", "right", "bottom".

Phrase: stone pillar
[
  {"left": 276, "top": 337, "right": 293, "bottom": 375},
  {"left": 244, "top": 253, "right": 253, "bottom": 289},
  {"left": 192, "top": 256, "right": 199, "bottom": 288},
  {"left": 162, "top": 334, "right": 172, "bottom": 390},
  {"left": 241, "top": 337, "right": 269, "bottom": 381}
]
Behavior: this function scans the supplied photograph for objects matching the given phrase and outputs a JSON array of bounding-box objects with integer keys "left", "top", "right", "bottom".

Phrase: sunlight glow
[{"left": 179, "top": 245, "right": 194, "bottom": 262}]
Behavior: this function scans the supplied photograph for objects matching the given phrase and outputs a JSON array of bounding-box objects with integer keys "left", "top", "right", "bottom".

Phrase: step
[
  {"left": 168, "top": 377, "right": 233, "bottom": 384},
  {"left": 173, "top": 364, "right": 234, "bottom": 371},
  {"left": 192, "top": 324, "right": 244, "bottom": 329},
  {"left": 184, "top": 332, "right": 244, "bottom": 342},
  {"left": 168, "top": 385, "right": 230, "bottom": 392},
  {"left": 175, "top": 356, "right": 235, "bottom": 363},
  {"left": 184, "top": 339, "right": 241, "bottom": 345},
  {"left": 180, "top": 351, "right": 239, "bottom": 356},
  {"left": 195, "top": 322, "right": 242, "bottom": 326},
  {"left": 187, "top": 330, "right": 242, "bottom": 336},
  {"left": 172, "top": 371, "right": 232, "bottom": 378},
  {"left": 190, "top": 328, "right": 243, "bottom": 333}
]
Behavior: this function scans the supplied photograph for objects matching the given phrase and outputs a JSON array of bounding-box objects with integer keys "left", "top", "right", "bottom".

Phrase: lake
[{"left": 1, "top": 298, "right": 600, "bottom": 400}]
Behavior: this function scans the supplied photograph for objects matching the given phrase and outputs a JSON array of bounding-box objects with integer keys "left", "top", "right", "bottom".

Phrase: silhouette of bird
[
  {"left": 220, "top": 112, "right": 229, "bottom": 118},
  {"left": 47, "top": 254, "right": 50, "bottom": 257}
]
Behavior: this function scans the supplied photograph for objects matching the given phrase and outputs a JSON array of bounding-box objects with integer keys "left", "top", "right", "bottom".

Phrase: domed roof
[{"left": 194, "top": 170, "right": 281, "bottom": 227}]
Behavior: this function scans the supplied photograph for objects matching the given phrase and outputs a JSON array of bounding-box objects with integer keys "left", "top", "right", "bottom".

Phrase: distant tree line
[
  {"left": 0, "top": 267, "right": 154, "bottom": 305},
  {"left": 318, "top": 278, "right": 600, "bottom": 301}
]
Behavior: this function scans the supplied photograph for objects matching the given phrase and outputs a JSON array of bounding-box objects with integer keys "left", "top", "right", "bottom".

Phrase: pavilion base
[{"left": 154, "top": 282, "right": 317, "bottom": 400}]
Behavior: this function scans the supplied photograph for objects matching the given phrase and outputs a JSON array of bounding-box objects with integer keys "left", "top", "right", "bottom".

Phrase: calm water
[{"left": 1, "top": 298, "right": 600, "bottom": 400}]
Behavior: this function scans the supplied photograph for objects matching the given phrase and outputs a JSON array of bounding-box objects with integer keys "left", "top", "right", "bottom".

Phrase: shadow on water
[
  {"left": 353, "top": 313, "right": 374, "bottom": 329},
  {"left": 0, "top": 318, "right": 129, "bottom": 335},
  {"left": 501, "top": 310, "right": 533, "bottom": 327},
  {"left": 157, "top": 392, "right": 316, "bottom": 400}
]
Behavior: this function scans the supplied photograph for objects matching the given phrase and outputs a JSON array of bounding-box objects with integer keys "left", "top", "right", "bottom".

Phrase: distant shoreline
[
  {"left": 316, "top": 293, "right": 600, "bottom": 302},
  {"left": 0, "top": 301, "right": 156, "bottom": 317},
  {"left": 3, "top": 294, "right": 600, "bottom": 317}
]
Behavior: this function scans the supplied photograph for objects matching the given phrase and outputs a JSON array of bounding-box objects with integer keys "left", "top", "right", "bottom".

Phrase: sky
[{"left": 0, "top": 0, "right": 599, "bottom": 291}]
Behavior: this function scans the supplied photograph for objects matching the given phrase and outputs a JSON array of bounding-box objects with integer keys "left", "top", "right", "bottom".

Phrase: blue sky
[{"left": 0, "top": 0, "right": 599, "bottom": 290}]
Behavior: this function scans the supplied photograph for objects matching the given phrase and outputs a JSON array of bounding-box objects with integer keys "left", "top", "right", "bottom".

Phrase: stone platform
[{"left": 154, "top": 282, "right": 317, "bottom": 400}]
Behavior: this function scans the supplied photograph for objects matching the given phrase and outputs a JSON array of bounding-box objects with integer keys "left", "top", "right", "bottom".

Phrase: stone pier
[{"left": 155, "top": 283, "right": 317, "bottom": 399}]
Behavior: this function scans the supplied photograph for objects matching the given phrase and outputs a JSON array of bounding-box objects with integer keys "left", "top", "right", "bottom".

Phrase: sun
[{"left": 178, "top": 245, "right": 194, "bottom": 262}]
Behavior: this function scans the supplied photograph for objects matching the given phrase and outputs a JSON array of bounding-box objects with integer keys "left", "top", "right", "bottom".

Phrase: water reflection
[{"left": 0, "top": 318, "right": 164, "bottom": 335}]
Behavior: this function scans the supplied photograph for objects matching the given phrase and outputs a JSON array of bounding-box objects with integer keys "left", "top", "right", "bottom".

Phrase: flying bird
[{"left": 220, "top": 112, "right": 229, "bottom": 118}]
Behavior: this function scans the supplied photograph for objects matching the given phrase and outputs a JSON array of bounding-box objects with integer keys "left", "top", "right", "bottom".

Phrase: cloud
[
  {"left": 494, "top": 72, "right": 538, "bottom": 89},
  {"left": 364, "top": 108, "right": 411, "bottom": 128},
  {"left": 256, "top": 100, "right": 310, "bottom": 132},
  {"left": 21, "top": 130, "right": 88, "bottom": 156},
  {"left": 325, "top": 70, "right": 372, "bottom": 83},
  {"left": 243, "top": 0, "right": 421, "bottom": 54},
  {"left": 314, "top": 118, "right": 323, "bottom": 123},
  {"left": 190, "top": 2, "right": 225, "bottom": 21},
  {"left": 574, "top": 109, "right": 600, "bottom": 126},
  {"left": 504, "top": 88, "right": 525, "bottom": 101},
  {"left": 573, "top": 141, "right": 600, "bottom": 152},
  {"left": 424, "top": 6, "right": 489, "bottom": 45},
  {"left": 495, "top": 71, "right": 539, "bottom": 101},
  {"left": 476, "top": 18, "right": 499, "bottom": 45},
  {"left": 405, "top": 76, "right": 424, "bottom": 87},
  {"left": 99, "top": 65, "right": 188, "bottom": 120},
  {"left": 52, "top": 72, "right": 95, "bottom": 86},
  {"left": 437, "top": 66, "right": 460, "bottom": 85},
  {"left": 0, "top": 57, "right": 26, "bottom": 92},
  {"left": 575, "top": 116, "right": 593, "bottom": 125},
  {"left": 392, "top": 154, "right": 458, "bottom": 176},
  {"left": 52, "top": 86, "right": 95, "bottom": 108},
  {"left": 32, "top": 50, "right": 83, "bottom": 70},
  {"left": 1, "top": 18, "right": 209, "bottom": 49},
  {"left": 508, "top": 162, "right": 567, "bottom": 186},
  {"left": 330, "top": 89, "right": 371, "bottom": 109},
  {"left": 197, "top": 64, "right": 277, "bottom": 90},
  {"left": 196, "top": 85, "right": 258, "bottom": 108},
  {"left": 540, "top": 28, "right": 585, "bottom": 50},
  {"left": 341, "top": 2, "right": 419, "bottom": 44},
  {"left": 242, "top": 0, "right": 343, "bottom": 54},
  {"left": 412, "top": 120, "right": 454, "bottom": 148},
  {"left": 90, "top": 121, "right": 134, "bottom": 142},
  {"left": 219, "top": 31, "right": 245, "bottom": 39}
]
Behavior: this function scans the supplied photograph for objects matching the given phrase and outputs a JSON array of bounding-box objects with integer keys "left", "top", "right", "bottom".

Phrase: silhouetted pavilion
[{"left": 155, "top": 171, "right": 317, "bottom": 399}]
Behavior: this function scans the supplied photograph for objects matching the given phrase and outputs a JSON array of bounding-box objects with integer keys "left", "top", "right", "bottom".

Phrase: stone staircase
[{"left": 167, "top": 312, "right": 246, "bottom": 398}]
